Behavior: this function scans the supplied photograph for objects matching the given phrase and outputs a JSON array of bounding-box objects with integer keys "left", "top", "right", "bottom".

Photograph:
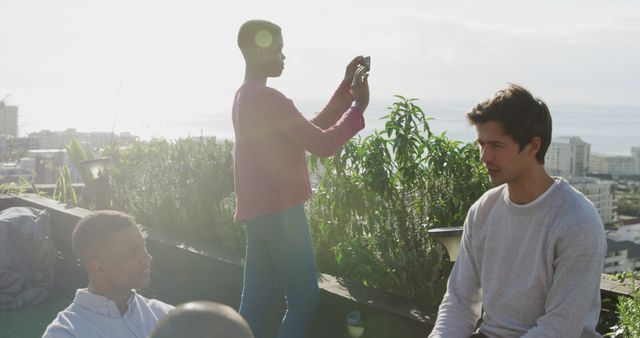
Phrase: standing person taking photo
[{"left": 232, "top": 19, "right": 370, "bottom": 338}]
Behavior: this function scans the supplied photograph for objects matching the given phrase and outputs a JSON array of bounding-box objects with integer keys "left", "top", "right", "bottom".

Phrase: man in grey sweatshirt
[{"left": 429, "top": 84, "right": 606, "bottom": 338}]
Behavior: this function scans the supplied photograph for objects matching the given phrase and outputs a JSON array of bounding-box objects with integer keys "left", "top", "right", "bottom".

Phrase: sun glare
[{"left": 255, "top": 30, "right": 273, "bottom": 48}]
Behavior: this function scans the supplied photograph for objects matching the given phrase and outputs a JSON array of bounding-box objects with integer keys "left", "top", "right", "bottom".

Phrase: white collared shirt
[{"left": 43, "top": 289, "right": 174, "bottom": 338}]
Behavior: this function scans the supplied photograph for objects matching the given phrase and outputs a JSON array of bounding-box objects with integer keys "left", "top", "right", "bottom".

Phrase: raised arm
[
  {"left": 274, "top": 102, "right": 364, "bottom": 157},
  {"left": 311, "top": 56, "right": 366, "bottom": 129},
  {"left": 257, "top": 76, "right": 366, "bottom": 157}
]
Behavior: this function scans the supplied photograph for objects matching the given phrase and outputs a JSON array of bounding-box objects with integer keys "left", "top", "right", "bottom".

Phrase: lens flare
[{"left": 255, "top": 30, "right": 273, "bottom": 48}]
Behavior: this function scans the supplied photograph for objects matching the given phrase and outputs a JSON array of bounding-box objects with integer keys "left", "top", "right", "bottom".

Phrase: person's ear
[
  {"left": 244, "top": 47, "right": 264, "bottom": 63},
  {"left": 86, "top": 258, "right": 105, "bottom": 274},
  {"left": 528, "top": 136, "right": 542, "bottom": 159}
]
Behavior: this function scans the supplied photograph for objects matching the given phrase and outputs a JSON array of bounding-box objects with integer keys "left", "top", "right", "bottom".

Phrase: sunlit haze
[{"left": 1, "top": 0, "right": 639, "bottom": 141}]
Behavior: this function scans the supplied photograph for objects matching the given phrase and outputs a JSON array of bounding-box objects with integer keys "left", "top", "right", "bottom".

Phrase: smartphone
[{"left": 362, "top": 56, "right": 371, "bottom": 71}]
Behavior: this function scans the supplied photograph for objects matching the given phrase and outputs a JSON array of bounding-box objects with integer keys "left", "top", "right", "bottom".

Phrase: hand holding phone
[
  {"left": 351, "top": 64, "right": 370, "bottom": 111},
  {"left": 362, "top": 56, "right": 371, "bottom": 72}
]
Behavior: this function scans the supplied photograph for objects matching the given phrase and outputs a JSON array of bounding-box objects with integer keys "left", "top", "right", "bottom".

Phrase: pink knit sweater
[{"left": 232, "top": 79, "right": 365, "bottom": 221}]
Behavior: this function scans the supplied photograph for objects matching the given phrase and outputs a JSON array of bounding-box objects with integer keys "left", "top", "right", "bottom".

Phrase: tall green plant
[
  {"left": 51, "top": 138, "right": 96, "bottom": 207},
  {"left": 307, "top": 96, "right": 491, "bottom": 305},
  {"left": 606, "top": 272, "right": 640, "bottom": 338},
  {"left": 104, "top": 138, "right": 243, "bottom": 253},
  {"left": 64, "top": 138, "right": 96, "bottom": 185},
  {"left": 52, "top": 165, "right": 77, "bottom": 205}
]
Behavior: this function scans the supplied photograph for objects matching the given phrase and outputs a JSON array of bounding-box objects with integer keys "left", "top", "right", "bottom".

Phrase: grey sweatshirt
[{"left": 429, "top": 178, "right": 606, "bottom": 338}]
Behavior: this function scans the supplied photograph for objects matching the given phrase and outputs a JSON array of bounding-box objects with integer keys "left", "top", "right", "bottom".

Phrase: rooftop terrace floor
[{"left": 0, "top": 293, "right": 71, "bottom": 338}]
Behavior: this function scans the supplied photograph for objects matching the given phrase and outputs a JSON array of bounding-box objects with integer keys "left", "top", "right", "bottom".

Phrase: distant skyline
[{"left": 1, "top": 0, "right": 639, "bottom": 139}]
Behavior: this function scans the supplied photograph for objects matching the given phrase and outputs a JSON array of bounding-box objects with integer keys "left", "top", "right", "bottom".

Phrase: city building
[
  {"left": 0, "top": 158, "right": 33, "bottom": 183},
  {"left": 28, "top": 149, "right": 74, "bottom": 185},
  {"left": 589, "top": 153, "right": 638, "bottom": 176},
  {"left": 589, "top": 154, "right": 608, "bottom": 176},
  {"left": 604, "top": 237, "right": 640, "bottom": 274},
  {"left": 0, "top": 136, "right": 37, "bottom": 160},
  {"left": 569, "top": 177, "right": 616, "bottom": 225},
  {"left": 545, "top": 136, "right": 590, "bottom": 178},
  {"left": 0, "top": 105, "right": 18, "bottom": 137},
  {"left": 608, "top": 222, "right": 640, "bottom": 243},
  {"left": 605, "top": 222, "right": 640, "bottom": 274},
  {"left": 27, "top": 129, "right": 137, "bottom": 150},
  {"left": 2, "top": 130, "right": 138, "bottom": 161},
  {"left": 633, "top": 146, "right": 640, "bottom": 174},
  {"left": 0, "top": 136, "right": 7, "bottom": 154}
]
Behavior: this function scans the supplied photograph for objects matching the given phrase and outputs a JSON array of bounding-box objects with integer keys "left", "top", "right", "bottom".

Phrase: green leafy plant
[
  {"left": 50, "top": 138, "right": 96, "bottom": 207},
  {"left": 104, "top": 137, "right": 243, "bottom": 253},
  {"left": 64, "top": 138, "right": 96, "bottom": 184},
  {"left": 605, "top": 271, "right": 640, "bottom": 338},
  {"left": 65, "top": 138, "right": 97, "bottom": 207},
  {"left": 52, "top": 165, "right": 77, "bottom": 205},
  {"left": 0, "top": 178, "right": 36, "bottom": 195},
  {"left": 307, "top": 96, "right": 491, "bottom": 305}
]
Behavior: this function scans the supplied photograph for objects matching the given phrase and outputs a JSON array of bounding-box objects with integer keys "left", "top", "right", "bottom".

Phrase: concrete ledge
[{"left": 600, "top": 274, "right": 634, "bottom": 297}]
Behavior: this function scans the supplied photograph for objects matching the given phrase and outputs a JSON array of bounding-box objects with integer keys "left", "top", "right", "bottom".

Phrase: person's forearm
[
  {"left": 310, "top": 79, "right": 352, "bottom": 129},
  {"left": 299, "top": 106, "right": 364, "bottom": 157},
  {"left": 429, "top": 299, "right": 480, "bottom": 338}
]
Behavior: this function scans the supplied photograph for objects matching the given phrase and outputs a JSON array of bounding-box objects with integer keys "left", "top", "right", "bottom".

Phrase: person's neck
[
  {"left": 244, "top": 67, "right": 267, "bottom": 85},
  {"left": 507, "top": 165, "right": 555, "bottom": 205},
  {"left": 88, "top": 282, "right": 132, "bottom": 315}
]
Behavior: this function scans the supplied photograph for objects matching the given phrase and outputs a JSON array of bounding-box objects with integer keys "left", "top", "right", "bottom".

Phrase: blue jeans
[{"left": 239, "top": 204, "right": 320, "bottom": 338}]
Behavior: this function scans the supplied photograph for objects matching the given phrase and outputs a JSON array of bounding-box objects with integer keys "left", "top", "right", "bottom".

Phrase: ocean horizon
[
  {"left": 21, "top": 99, "right": 640, "bottom": 156},
  {"left": 163, "top": 99, "right": 640, "bottom": 156}
]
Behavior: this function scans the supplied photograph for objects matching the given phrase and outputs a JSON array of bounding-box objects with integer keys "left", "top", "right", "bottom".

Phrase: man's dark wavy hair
[{"left": 466, "top": 84, "right": 552, "bottom": 164}]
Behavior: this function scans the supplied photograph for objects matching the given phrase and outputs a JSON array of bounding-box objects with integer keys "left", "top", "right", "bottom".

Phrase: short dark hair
[
  {"left": 237, "top": 19, "right": 281, "bottom": 55},
  {"left": 466, "top": 84, "right": 552, "bottom": 164},
  {"left": 150, "top": 301, "right": 254, "bottom": 338},
  {"left": 72, "top": 210, "right": 141, "bottom": 261}
]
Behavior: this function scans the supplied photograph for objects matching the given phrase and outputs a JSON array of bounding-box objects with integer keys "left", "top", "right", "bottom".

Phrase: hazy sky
[{"left": 1, "top": 0, "right": 639, "bottom": 138}]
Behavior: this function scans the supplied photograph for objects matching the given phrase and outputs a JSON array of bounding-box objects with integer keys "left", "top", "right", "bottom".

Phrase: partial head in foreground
[
  {"left": 150, "top": 301, "right": 254, "bottom": 338},
  {"left": 466, "top": 84, "right": 552, "bottom": 185}
]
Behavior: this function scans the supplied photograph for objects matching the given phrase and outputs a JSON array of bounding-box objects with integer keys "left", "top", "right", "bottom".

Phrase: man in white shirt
[
  {"left": 429, "top": 84, "right": 606, "bottom": 338},
  {"left": 44, "top": 210, "right": 174, "bottom": 338}
]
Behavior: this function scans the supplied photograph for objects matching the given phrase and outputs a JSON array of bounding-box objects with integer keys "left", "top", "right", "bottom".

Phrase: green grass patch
[{"left": 0, "top": 292, "right": 71, "bottom": 338}]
